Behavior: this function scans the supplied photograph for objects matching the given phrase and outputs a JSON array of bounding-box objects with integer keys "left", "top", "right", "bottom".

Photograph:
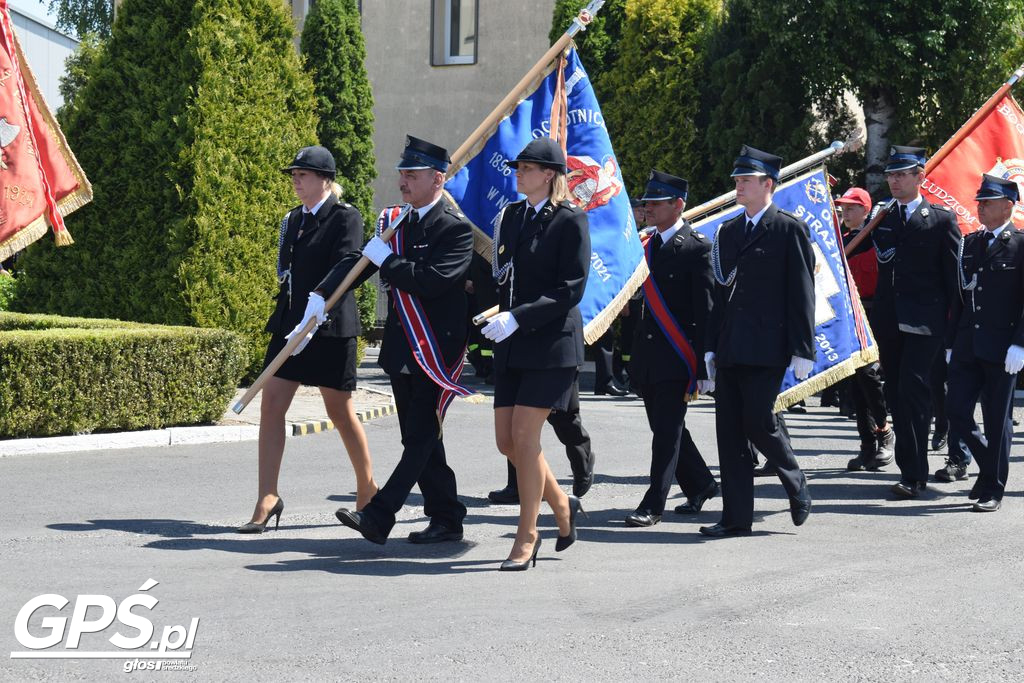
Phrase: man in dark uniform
[
  {"left": 834, "top": 187, "right": 894, "bottom": 471},
  {"left": 624, "top": 170, "right": 718, "bottom": 527},
  {"left": 944, "top": 174, "right": 1024, "bottom": 511},
  {"left": 864, "top": 146, "right": 960, "bottom": 498},
  {"left": 301, "top": 136, "right": 474, "bottom": 545},
  {"left": 700, "top": 145, "right": 815, "bottom": 537}
]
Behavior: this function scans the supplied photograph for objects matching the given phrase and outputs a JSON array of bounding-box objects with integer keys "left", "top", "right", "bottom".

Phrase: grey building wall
[
  {"left": 361, "top": 1, "right": 554, "bottom": 209},
  {"left": 10, "top": 8, "right": 79, "bottom": 112}
]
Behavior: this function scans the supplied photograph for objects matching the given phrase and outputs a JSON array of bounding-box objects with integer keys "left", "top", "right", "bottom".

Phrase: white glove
[
  {"left": 789, "top": 355, "right": 814, "bottom": 381},
  {"left": 286, "top": 326, "right": 316, "bottom": 355},
  {"left": 1005, "top": 344, "right": 1024, "bottom": 374},
  {"left": 704, "top": 352, "right": 716, "bottom": 381},
  {"left": 362, "top": 236, "right": 393, "bottom": 267},
  {"left": 284, "top": 292, "right": 326, "bottom": 356},
  {"left": 697, "top": 379, "right": 715, "bottom": 394},
  {"left": 481, "top": 311, "right": 519, "bottom": 343},
  {"left": 945, "top": 349, "right": 952, "bottom": 364}
]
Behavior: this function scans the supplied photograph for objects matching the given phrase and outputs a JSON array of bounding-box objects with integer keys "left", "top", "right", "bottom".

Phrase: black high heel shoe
[
  {"left": 499, "top": 537, "right": 541, "bottom": 571},
  {"left": 237, "top": 498, "right": 284, "bottom": 534},
  {"left": 555, "top": 495, "right": 586, "bottom": 552}
]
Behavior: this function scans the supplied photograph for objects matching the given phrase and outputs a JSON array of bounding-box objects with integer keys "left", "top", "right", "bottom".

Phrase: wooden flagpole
[
  {"left": 683, "top": 132, "right": 864, "bottom": 224},
  {"left": 447, "top": 0, "right": 606, "bottom": 171},
  {"left": 845, "top": 63, "right": 1024, "bottom": 256},
  {"left": 231, "top": 205, "right": 412, "bottom": 414}
]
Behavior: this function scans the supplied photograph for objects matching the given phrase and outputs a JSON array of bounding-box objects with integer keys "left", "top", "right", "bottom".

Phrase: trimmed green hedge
[{"left": 0, "top": 313, "right": 246, "bottom": 438}]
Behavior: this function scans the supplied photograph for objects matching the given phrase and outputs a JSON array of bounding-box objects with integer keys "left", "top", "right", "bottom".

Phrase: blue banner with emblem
[
  {"left": 444, "top": 47, "right": 645, "bottom": 343},
  {"left": 691, "top": 167, "right": 878, "bottom": 410}
]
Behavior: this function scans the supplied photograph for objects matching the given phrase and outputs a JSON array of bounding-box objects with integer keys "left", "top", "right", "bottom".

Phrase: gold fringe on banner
[
  {"left": 14, "top": 34, "right": 92, "bottom": 218},
  {"left": 772, "top": 345, "right": 879, "bottom": 413},
  {"left": 583, "top": 257, "right": 649, "bottom": 344},
  {"left": 0, "top": 216, "right": 46, "bottom": 261}
]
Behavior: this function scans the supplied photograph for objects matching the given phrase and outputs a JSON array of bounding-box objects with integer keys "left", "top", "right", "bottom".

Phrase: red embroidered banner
[
  {"left": 922, "top": 94, "right": 1024, "bottom": 234},
  {"left": 0, "top": 1, "right": 91, "bottom": 261}
]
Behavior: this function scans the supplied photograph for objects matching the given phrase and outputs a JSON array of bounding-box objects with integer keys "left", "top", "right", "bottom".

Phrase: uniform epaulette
[
  {"left": 444, "top": 204, "right": 466, "bottom": 219},
  {"left": 779, "top": 209, "right": 801, "bottom": 221},
  {"left": 691, "top": 230, "right": 705, "bottom": 241},
  {"left": 932, "top": 204, "right": 953, "bottom": 212}
]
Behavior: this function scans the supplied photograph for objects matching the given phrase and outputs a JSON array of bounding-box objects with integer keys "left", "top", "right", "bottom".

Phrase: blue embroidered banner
[
  {"left": 444, "top": 47, "right": 644, "bottom": 342},
  {"left": 692, "top": 167, "right": 877, "bottom": 408}
]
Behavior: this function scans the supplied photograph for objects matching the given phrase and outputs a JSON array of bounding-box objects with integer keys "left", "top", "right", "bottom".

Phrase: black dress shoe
[
  {"left": 572, "top": 452, "right": 596, "bottom": 498},
  {"left": 972, "top": 498, "right": 1001, "bottom": 512},
  {"left": 789, "top": 485, "right": 812, "bottom": 526},
  {"left": 698, "top": 522, "right": 751, "bottom": 537},
  {"left": 335, "top": 508, "right": 387, "bottom": 545},
  {"left": 624, "top": 509, "right": 661, "bottom": 527},
  {"left": 930, "top": 430, "right": 949, "bottom": 452},
  {"left": 594, "top": 382, "right": 628, "bottom": 396},
  {"left": 487, "top": 484, "right": 520, "bottom": 504},
  {"left": 787, "top": 401, "right": 807, "bottom": 414},
  {"left": 674, "top": 480, "right": 719, "bottom": 514},
  {"left": 890, "top": 481, "right": 923, "bottom": 499},
  {"left": 408, "top": 521, "right": 463, "bottom": 544},
  {"left": 934, "top": 459, "right": 968, "bottom": 482},
  {"left": 846, "top": 445, "right": 876, "bottom": 472}
]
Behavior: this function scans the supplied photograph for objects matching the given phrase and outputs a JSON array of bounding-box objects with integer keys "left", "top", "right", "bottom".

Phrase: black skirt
[{"left": 263, "top": 332, "right": 358, "bottom": 391}]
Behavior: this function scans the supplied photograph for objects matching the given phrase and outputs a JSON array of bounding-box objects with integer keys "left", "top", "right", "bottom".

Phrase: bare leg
[
  {"left": 251, "top": 377, "right": 300, "bottom": 523},
  {"left": 506, "top": 405, "right": 570, "bottom": 563},
  {"left": 320, "top": 387, "right": 377, "bottom": 510}
]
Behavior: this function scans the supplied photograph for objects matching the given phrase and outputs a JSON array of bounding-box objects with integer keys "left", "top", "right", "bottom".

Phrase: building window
[{"left": 431, "top": 0, "right": 478, "bottom": 66}]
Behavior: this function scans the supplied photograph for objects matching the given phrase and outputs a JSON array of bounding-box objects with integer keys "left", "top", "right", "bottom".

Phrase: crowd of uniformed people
[{"left": 238, "top": 134, "right": 1024, "bottom": 570}]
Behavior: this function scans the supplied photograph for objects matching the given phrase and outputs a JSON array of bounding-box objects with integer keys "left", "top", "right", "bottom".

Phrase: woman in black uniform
[
  {"left": 238, "top": 146, "right": 376, "bottom": 533},
  {"left": 483, "top": 138, "right": 590, "bottom": 570}
]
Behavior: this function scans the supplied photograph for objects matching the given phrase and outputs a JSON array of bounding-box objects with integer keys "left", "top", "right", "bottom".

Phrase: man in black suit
[
  {"left": 863, "top": 146, "right": 960, "bottom": 498},
  {"left": 300, "top": 135, "right": 474, "bottom": 545},
  {"left": 700, "top": 145, "right": 815, "bottom": 537},
  {"left": 624, "top": 170, "right": 718, "bottom": 528},
  {"left": 945, "top": 174, "right": 1024, "bottom": 512}
]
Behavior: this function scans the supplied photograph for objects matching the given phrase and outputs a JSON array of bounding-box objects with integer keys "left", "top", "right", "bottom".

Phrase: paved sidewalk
[{"left": 0, "top": 348, "right": 398, "bottom": 457}]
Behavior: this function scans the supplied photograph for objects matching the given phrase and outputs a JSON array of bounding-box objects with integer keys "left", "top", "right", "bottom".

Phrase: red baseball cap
[{"left": 835, "top": 187, "right": 872, "bottom": 210}]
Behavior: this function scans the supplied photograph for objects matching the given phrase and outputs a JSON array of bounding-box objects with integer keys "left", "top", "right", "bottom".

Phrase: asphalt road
[{"left": 2, "top": 364, "right": 1023, "bottom": 681}]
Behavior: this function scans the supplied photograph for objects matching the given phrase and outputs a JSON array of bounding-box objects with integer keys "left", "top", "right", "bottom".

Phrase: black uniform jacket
[
  {"left": 629, "top": 222, "right": 713, "bottom": 384},
  {"left": 707, "top": 203, "right": 815, "bottom": 368},
  {"left": 266, "top": 194, "right": 362, "bottom": 338},
  {"left": 317, "top": 197, "right": 474, "bottom": 375},
  {"left": 947, "top": 227, "right": 1024, "bottom": 364},
  {"left": 492, "top": 199, "right": 590, "bottom": 371},
  {"left": 867, "top": 199, "right": 960, "bottom": 337}
]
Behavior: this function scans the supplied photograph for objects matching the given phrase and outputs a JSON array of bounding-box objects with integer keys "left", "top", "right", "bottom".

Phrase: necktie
[
  {"left": 744, "top": 220, "right": 755, "bottom": 241},
  {"left": 899, "top": 204, "right": 908, "bottom": 226},
  {"left": 524, "top": 206, "right": 536, "bottom": 225},
  {"left": 984, "top": 230, "right": 995, "bottom": 251},
  {"left": 649, "top": 232, "right": 663, "bottom": 267}
]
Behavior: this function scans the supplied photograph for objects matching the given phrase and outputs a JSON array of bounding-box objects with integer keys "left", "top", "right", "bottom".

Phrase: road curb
[
  {"left": 0, "top": 395, "right": 398, "bottom": 456},
  {"left": 289, "top": 401, "right": 397, "bottom": 437}
]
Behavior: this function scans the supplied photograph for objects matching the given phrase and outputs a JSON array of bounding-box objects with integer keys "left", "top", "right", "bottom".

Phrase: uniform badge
[
  {"left": 498, "top": 245, "right": 505, "bottom": 254},
  {"left": 921, "top": 207, "right": 929, "bottom": 217}
]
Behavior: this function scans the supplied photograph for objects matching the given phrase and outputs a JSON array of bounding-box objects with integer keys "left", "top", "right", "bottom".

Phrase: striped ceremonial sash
[
  {"left": 640, "top": 234, "right": 699, "bottom": 397},
  {"left": 378, "top": 207, "right": 476, "bottom": 419}
]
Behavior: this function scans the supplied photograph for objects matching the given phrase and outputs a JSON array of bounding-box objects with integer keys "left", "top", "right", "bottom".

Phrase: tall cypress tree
[
  {"left": 600, "top": 0, "right": 723, "bottom": 197},
  {"left": 300, "top": 0, "right": 377, "bottom": 336},
  {"left": 549, "top": 0, "right": 626, "bottom": 102},
  {"left": 16, "top": 0, "right": 318, "bottom": 372},
  {"left": 300, "top": 0, "right": 376, "bottom": 225}
]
